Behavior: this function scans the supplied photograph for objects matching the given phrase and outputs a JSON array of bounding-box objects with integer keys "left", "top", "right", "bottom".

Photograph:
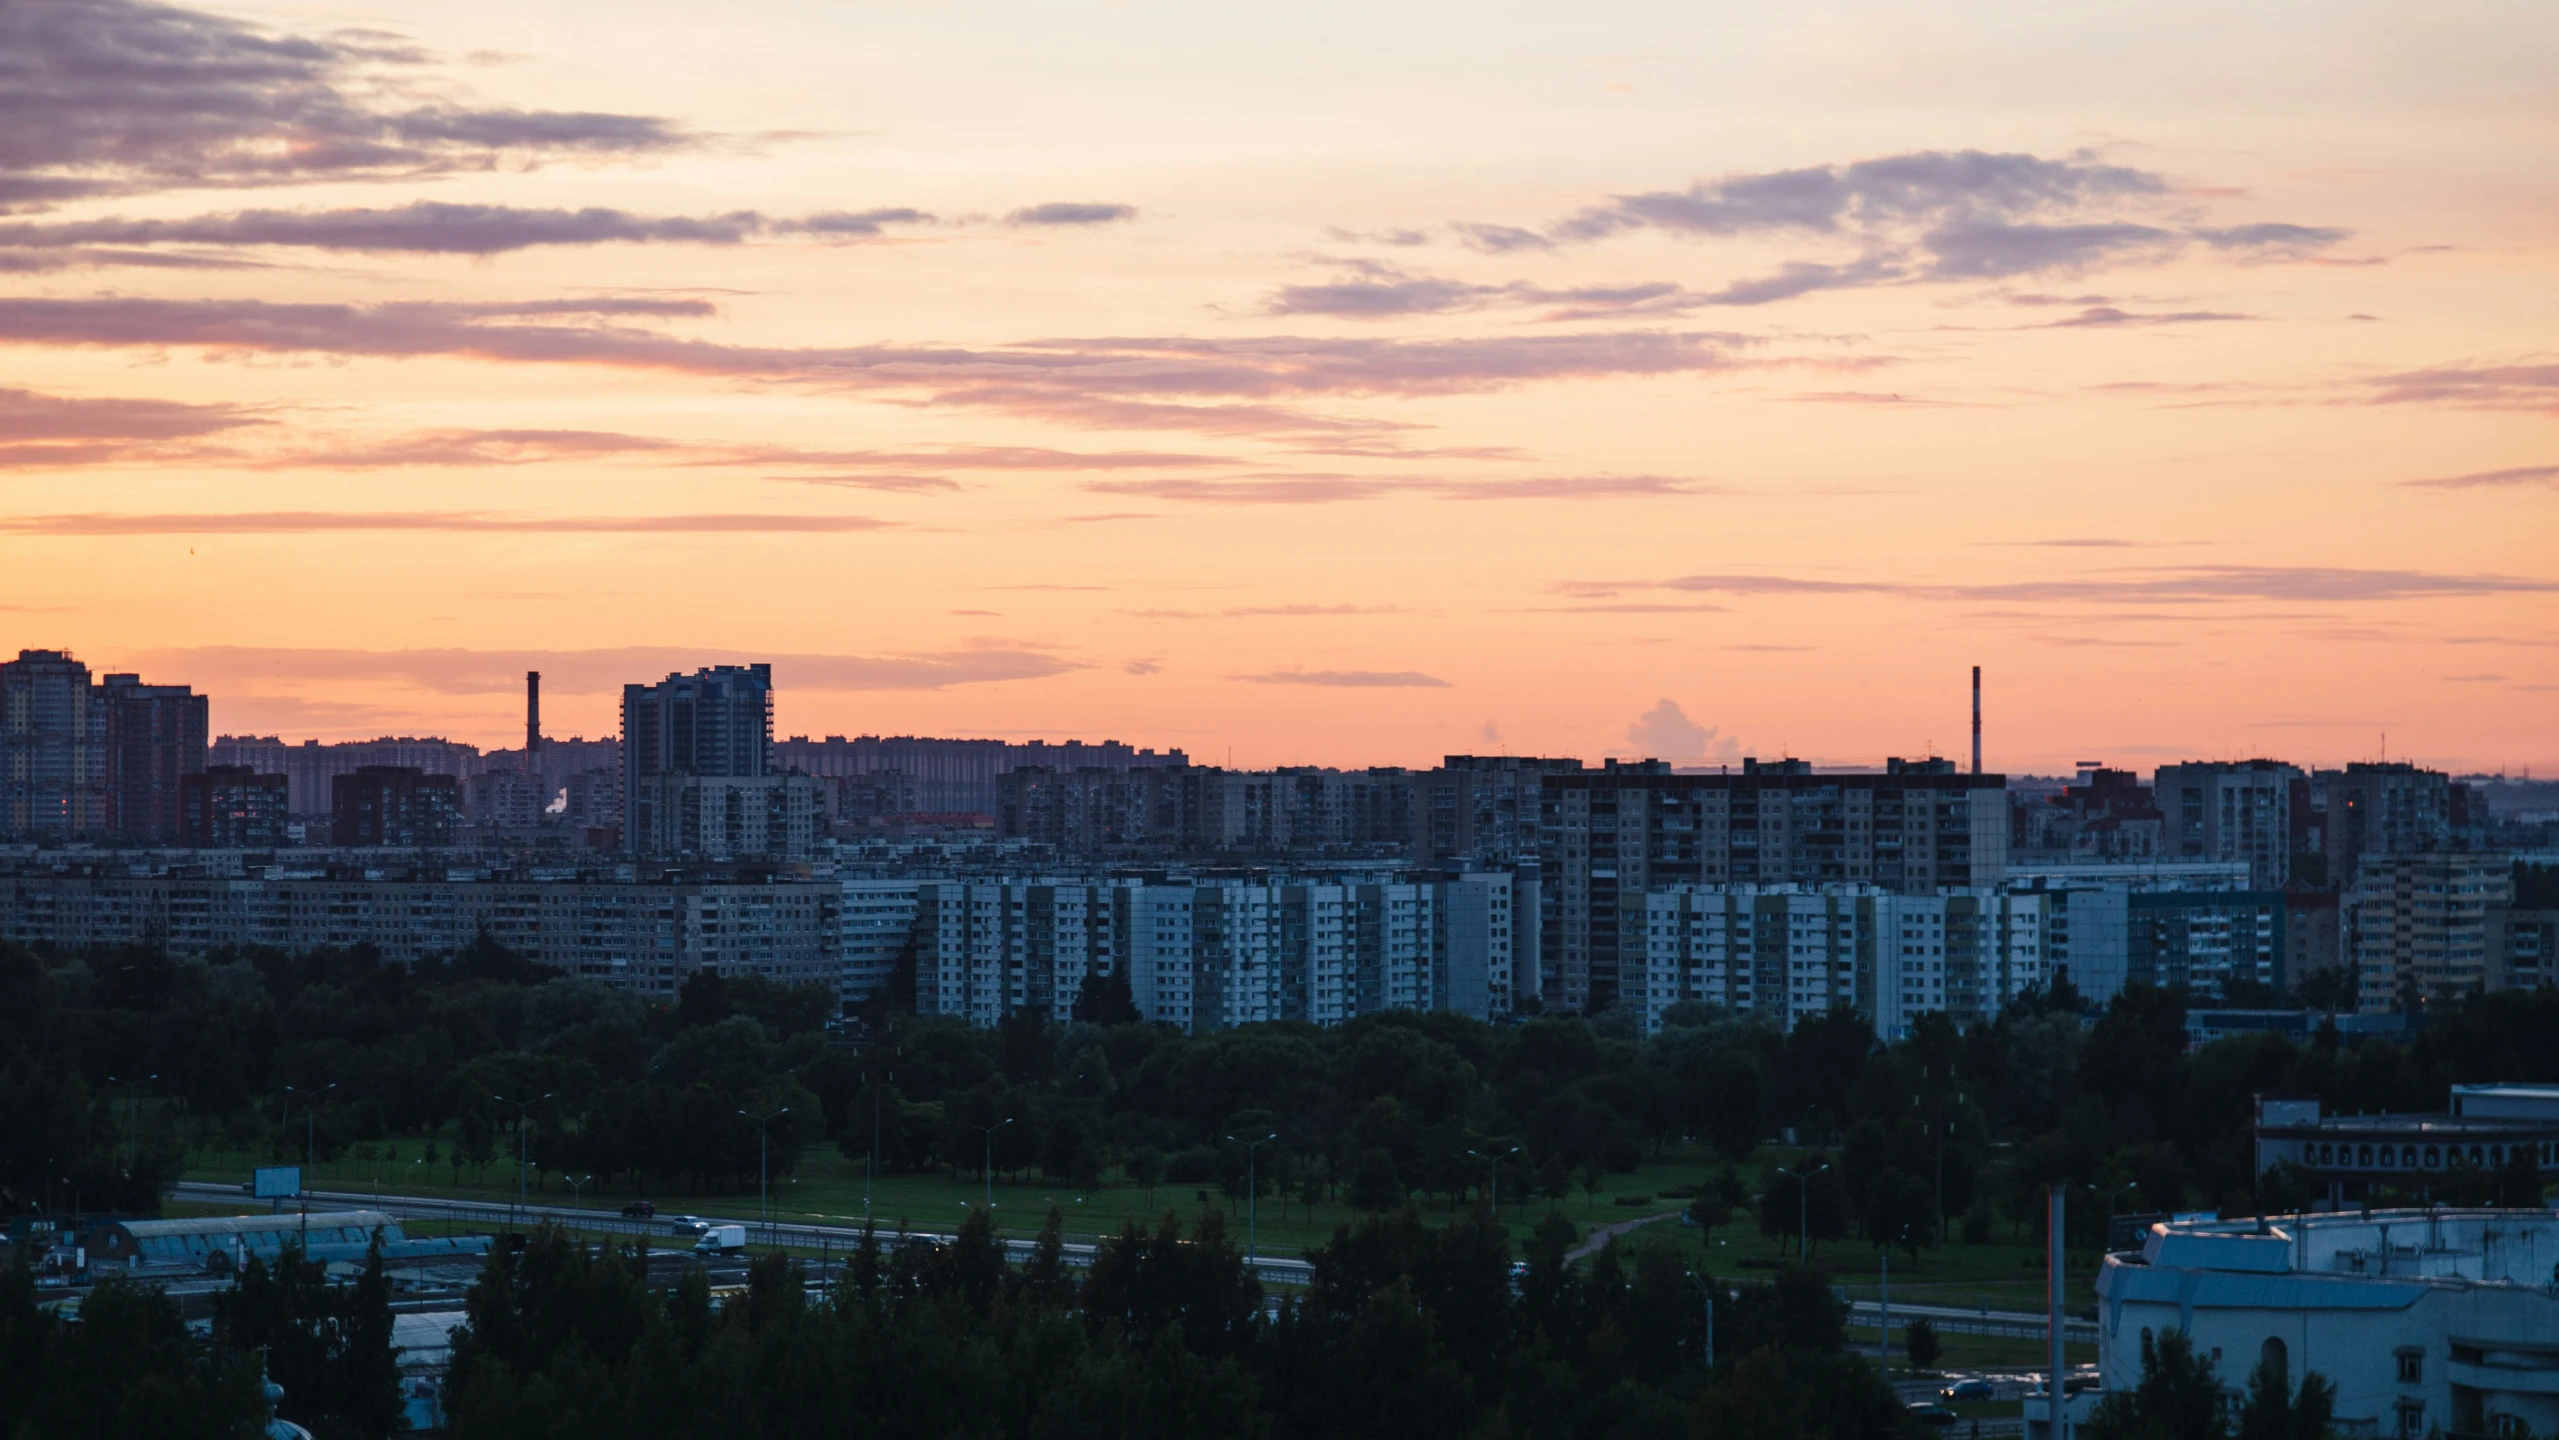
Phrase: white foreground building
[{"left": 2097, "top": 1209, "right": 2559, "bottom": 1439}]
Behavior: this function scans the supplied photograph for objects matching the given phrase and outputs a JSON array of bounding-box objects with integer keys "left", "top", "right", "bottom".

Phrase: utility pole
[
  {"left": 1468, "top": 1145, "right": 1520, "bottom": 1217},
  {"left": 1230, "top": 1132, "right": 1276, "bottom": 1266},
  {"left": 2048, "top": 1183, "right": 2067, "bottom": 1440},
  {"left": 492, "top": 1091, "right": 553, "bottom": 1232},
  {"left": 963, "top": 1118, "right": 1014, "bottom": 1214},
  {"left": 107, "top": 1072, "right": 156, "bottom": 1171},
  {"left": 283, "top": 1082, "right": 335, "bottom": 1250},
  {"left": 740, "top": 1107, "right": 790, "bottom": 1245},
  {"left": 1880, "top": 1251, "right": 1891, "bottom": 1366},
  {"left": 1781, "top": 1161, "right": 1828, "bottom": 1260}
]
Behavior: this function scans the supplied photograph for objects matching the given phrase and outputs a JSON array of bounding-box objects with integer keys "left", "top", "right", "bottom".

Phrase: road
[
  {"left": 164, "top": 1182, "right": 1319, "bottom": 1285},
  {"left": 1848, "top": 1297, "right": 2099, "bottom": 1344}
]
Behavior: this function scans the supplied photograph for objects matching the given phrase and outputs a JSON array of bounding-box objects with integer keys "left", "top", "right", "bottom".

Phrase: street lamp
[
  {"left": 565, "top": 1174, "right": 594, "bottom": 1212},
  {"left": 106, "top": 1072, "right": 157, "bottom": 1171},
  {"left": 491, "top": 1092, "right": 553, "bottom": 1232},
  {"left": 1228, "top": 1132, "right": 1276, "bottom": 1266},
  {"left": 283, "top": 1083, "right": 336, "bottom": 1250},
  {"left": 960, "top": 1118, "right": 1014, "bottom": 1214},
  {"left": 739, "top": 1107, "right": 791, "bottom": 1245},
  {"left": 1777, "top": 1161, "right": 1829, "bottom": 1260},
  {"left": 2101, "top": 1182, "right": 2139, "bottom": 1250},
  {"left": 1468, "top": 1145, "right": 1521, "bottom": 1216}
]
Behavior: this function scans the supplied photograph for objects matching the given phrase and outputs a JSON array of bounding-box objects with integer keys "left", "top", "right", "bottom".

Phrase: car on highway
[
  {"left": 1906, "top": 1402, "right": 1961, "bottom": 1428},
  {"left": 621, "top": 1201, "right": 657, "bottom": 1219},
  {"left": 667, "top": 1215, "right": 708, "bottom": 1233},
  {"left": 1940, "top": 1379, "right": 1997, "bottom": 1403}
]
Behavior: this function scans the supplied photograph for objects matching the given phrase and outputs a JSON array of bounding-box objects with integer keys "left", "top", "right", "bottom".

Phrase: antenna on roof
[{"left": 1971, "top": 665, "right": 1982, "bottom": 775}]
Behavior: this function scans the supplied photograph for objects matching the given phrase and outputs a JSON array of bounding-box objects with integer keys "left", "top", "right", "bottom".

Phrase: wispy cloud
[
  {"left": 137, "top": 644, "right": 1078, "bottom": 694},
  {"left": 0, "top": 296, "right": 1763, "bottom": 434},
  {"left": 2402, "top": 462, "right": 2559, "bottom": 490},
  {"left": 0, "top": 384, "right": 266, "bottom": 466},
  {"left": 2360, "top": 362, "right": 2559, "bottom": 411},
  {"left": 1007, "top": 202, "right": 1137, "bottom": 227},
  {"left": 0, "top": 202, "right": 945, "bottom": 256},
  {"left": 1087, "top": 473, "right": 1712, "bottom": 504},
  {"left": 0, "top": 510, "right": 898, "bottom": 534},
  {"left": 1233, "top": 668, "right": 1450, "bottom": 687},
  {"left": 1568, "top": 565, "right": 2559, "bottom": 604},
  {"left": 0, "top": 0, "right": 689, "bottom": 208}
]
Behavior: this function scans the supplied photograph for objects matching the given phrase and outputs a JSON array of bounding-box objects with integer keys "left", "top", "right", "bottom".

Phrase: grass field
[{"left": 183, "top": 1136, "right": 2106, "bottom": 1307}]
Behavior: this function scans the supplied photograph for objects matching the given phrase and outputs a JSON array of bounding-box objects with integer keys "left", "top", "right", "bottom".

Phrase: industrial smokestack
[
  {"left": 526, "top": 670, "right": 541, "bottom": 772},
  {"left": 1970, "top": 665, "right": 1981, "bottom": 775}
]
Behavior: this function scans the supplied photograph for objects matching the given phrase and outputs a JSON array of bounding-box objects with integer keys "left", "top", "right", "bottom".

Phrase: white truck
[{"left": 693, "top": 1225, "right": 747, "bottom": 1256}]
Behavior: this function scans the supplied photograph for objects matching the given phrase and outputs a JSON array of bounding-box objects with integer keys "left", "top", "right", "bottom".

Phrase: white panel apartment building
[
  {"left": 911, "top": 874, "right": 1517, "bottom": 1034},
  {"left": 1634, "top": 884, "right": 2052, "bottom": 1039}
]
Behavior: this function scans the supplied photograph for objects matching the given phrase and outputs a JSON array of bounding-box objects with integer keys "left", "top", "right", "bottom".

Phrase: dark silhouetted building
[
  {"left": 180, "top": 766, "right": 287, "bottom": 848},
  {"left": 98, "top": 672, "right": 208, "bottom": 843},
  {"left": 0, "top": 649, "right": 105, "bottom": 840},
  {"left": 331, "top": 766, "right": 460, "bottom": 847}
]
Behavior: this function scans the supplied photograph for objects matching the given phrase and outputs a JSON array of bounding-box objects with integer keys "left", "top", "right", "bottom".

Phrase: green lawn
[{"left": 184, "top": 1136, "right": 2108, "bottom": 1304}]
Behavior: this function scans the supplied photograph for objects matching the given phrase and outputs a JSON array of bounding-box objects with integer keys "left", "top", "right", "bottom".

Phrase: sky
[{"left": 1, "top": 0, "right": 2554, "bottom": 774}]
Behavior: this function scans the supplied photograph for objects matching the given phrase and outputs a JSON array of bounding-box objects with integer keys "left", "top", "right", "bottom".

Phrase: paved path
[{"left": 1565, "top": 1208, "right": 1686, "bottom": 1261}]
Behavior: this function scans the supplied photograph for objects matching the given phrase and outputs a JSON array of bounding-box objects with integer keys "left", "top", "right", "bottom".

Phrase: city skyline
[{"left": 2, "top": 0, "right": 2554, "bottom": 772}]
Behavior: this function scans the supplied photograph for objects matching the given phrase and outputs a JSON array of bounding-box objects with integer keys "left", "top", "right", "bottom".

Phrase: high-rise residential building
[
  {"left": 908, "top": 873, "right": 1521, "bottom": 1033},
  {"left": 179, "top": 766, "right": 287, "bottom": 848},
  {"left": 2152, "top": 759, "right": 2305, "bottom": 889},
  {"left": 776, "top": 735, "right": 1188, "bottom": 815},
  {"left": 621, "top": 663, "right": 818, "bottom": 860},
  {"left": 2011, "top": 764, "right": 2164, "bottom": 862},
  {"left": 330, "top": 766, "right": 460, "bottom": 847},
  {"left": 0, "top": 649, "right": 106, "bottom": 840},
  {"left": 2346, "top": 851, "right": 2511, "bottom": 1012},
  {"left": 2310, "top": 762, "right": 2454, "bottom": 882},
  {"left": 1421, "top": 755, "right": 1586, "bottom": 866},
  {"left": 96, "top": 673, "right": 208, "bottom": 844},
  {"left": 2486, "top": 903, "right": 2556, "bottom": 992},
  {"left": 1538, "top": 756, "right": 2008, "bottom": 1015}
]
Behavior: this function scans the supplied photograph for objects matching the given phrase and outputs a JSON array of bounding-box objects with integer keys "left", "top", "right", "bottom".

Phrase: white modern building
[{"left": 2098, "top": 1209, "right": 2559, "bottom": 1439}]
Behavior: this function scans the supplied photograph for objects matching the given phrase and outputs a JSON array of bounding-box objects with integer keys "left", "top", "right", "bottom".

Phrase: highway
[{"left": 165, "top": 1182, "right": 1320, "bottom": 1284}]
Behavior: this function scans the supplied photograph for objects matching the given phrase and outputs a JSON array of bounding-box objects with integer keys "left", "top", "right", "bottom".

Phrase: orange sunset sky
[{"left": 2, "top": 0, "right": 2553, "bottom": 774}]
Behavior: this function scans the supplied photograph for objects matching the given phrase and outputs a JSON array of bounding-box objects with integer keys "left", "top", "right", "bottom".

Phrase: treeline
[
  {"left": 0, "top": 1241, "right": 402, "bottom": 1440},
  {"left": 442, "top": 1206, "right": 1907, "bottom": 1440},
  {"left": 7, "top": 933, "right": 2558, "bottom": 1248}
]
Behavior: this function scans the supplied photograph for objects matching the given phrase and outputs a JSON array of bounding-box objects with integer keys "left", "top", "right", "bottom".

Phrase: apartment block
[
  {"left": 626, "top": 773, "right": 821, "bottom": 861},
  {"left": 2487, "top": 905, "right": 2557, "bottom": 992},
  {"left": 776, "top": 735, "right": 1188, "bottom": 815},
  {"left": 2347, "top": 852, "right": 2512, "bottom": 1011},
  {"left": 2153, "top": 759, "right": 2303, "bottom": 888},
  {"left": 0, "top": 649, "right": 106, "bottom": 840},
  {"left": 840, "top": 879, "right": 922, "bottom": 1007},
  {"left": 0, "top": 867, "right": 840, "bottom": 991},
  {"left": 97, "top": 673, "right": 208, "bottom": 844},
  {"left": 2311, "top": 762, "right": 2455, "bottom": 882},
  {"left": 211, "top": 735, "right": 484, "bottom": 817},
  {"left": 329, "top": 766, "right": 460, "bottom": 847},
  {"left": 1540, "top": 756, "right": 2008, "bottom": 1015},
  {"left": 179, "top": 766, "right": 287, "bottom": 848}
]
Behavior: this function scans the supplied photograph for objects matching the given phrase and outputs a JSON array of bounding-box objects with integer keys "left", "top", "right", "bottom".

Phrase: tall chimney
[
  {"left": 1971, "top": 665, "right": 1982, "bottom": 775},
  {"left": 526, "top": 670, "right": 541, "bottom": 774}
]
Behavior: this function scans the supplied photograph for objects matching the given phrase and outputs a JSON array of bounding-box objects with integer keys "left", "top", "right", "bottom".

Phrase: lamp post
[
  {"left": 284, "top": 1083, "right": 336, "bottom": 1250},
  {"left": 106, "top": 1072, "right": 156, "bottom": 1171},
  {"left": 1228, "top": 1132, "right": 1276, "bottom": 1266},
  {"left": 565, "top": 1174, "right": 594, "bottom": 1213},
  {"left": 1778, "top": 1161, "right": 1829, "bottom": 1260},
  {"left": 867, "top": 1043, "right": 897, "bottom": 1230},
  {"left": 961, "top": 1118, "right": 1014, "bottom": 1214},
  {"left": 1468, "top": 1145, "right": 1520, "bottom": 1216},
  {"left": 491, "top": 1091, "right": 553, "bottom": 1232},
  {"left": 2102, "top": 1182, "right": 2138, "bottom": 1251},
  {"left": 739, "top": 1107, "right": 791, "bottom": 1245}
]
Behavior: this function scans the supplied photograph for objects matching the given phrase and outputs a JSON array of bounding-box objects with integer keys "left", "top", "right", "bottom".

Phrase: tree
[
  {"left": 1352, "top": 1146, "right": 1406, "bottom": 1211},
  {"left": 213, "top": 1238, "right": 403, "bottom": 1440},
  {"left": 1072, "top": 965, "right": 1142, "bottom": 1026},
  {"left": 2237, "top": 1354, "right": 2338, "bottom": 1440},
  {"left": 2083, "top": 1327, "right": 2230, "bottom": 1440},
  {"left": 1905, "top": 1317, "right": 1942, "bottom": 1373},
  {"left": 1125, "top": 1144, "right": 1165, "bottom": 1212}
]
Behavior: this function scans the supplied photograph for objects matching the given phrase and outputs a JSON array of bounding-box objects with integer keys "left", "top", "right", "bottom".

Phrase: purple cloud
[
  {"left": 2402, "top": 462, "right": 2559, "bottom": 490},
  {"left": 1007, "top": 202, "right": 1138, "bottom": 227},
  {"left": 0, "top": 0, "right": 688, "bottom": 205},
  {"left": 1234, "top": 669, "right": 1451, "bottom": 688}
]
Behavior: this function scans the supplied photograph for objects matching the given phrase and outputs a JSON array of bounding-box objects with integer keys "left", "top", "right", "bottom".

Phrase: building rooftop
[{"left": 2119, "top": 1208, "right": 2559, "bottom": 1288}]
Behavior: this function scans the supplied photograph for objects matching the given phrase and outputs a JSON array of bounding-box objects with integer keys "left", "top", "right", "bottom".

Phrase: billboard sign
[{"left": 253, "top": 1166, "right": 302, "bottom": 1199}]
